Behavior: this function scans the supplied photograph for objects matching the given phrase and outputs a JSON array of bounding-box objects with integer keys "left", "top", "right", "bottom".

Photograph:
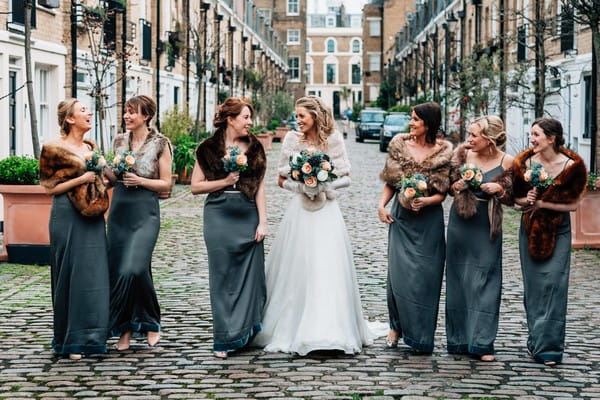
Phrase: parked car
[
  {"left": 379, "top": 112, "right": 411, "bottom": 152},
  {"left": 355, "top": 108, "right": 386, "bottom": 143}
]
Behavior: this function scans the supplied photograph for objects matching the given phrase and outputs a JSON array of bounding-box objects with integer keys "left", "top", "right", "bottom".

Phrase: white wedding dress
[{"left": 253, "top": 131, "right": 387, "bottom": 355}]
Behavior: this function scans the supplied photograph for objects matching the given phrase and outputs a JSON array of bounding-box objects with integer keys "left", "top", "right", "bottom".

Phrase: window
[
  {"left": 369, "top": 19, "right": 381, "bottom": 36},
  {"left": 287, "top": 29, "right": 300, "bottom": 45},
  {"left": 306, "top": 39, "right": 311, "bottom": 52},
  {"left": 326, "top": 39, "right": 336, "bottom": 53},
  {"left": 288, "top": 56, "right": 300, "bottom": 81},
  {"left": 369, "top": 54, "right": 380, "bottom": 71},
  {"left": 326, "top": 64, "right": 336, "bottom": 83},
  {"left": 352, "top": 39, "right": 361, "bottom": 53},
  {"left": 37, "top": 68, "right": 49, "bottom": 141},
  {"left": 350, "top": 16, "right": 361, "bottom": 28},
  {"left": 560, "top": 6, "right": 574, "bottom": 52},
  {"left": 326, "top": 16, "right": 336, "bottom": 27},
  {"left": 287, "top": 0, "right": 299, "bottom": 15},
  {"left": 517, "top": 25, "right": 527, "bottom": 62},
  {"left": 9, "top": 0, "right": 37, "bottom": 29},
  {"left": 351, "top": 64, "right": 361, "bottom": 84},
  {"left": 141, "top": 19, "right": 152, "bottom": 61},
  {"left": 258, "top": 8, "right": 271, "bottom": 25},
  {"left": 306, "top": 63, "right": 312, "bottom": 84},
  {"left": 583, "top": 75, "right": 592, "bottom": 139}
]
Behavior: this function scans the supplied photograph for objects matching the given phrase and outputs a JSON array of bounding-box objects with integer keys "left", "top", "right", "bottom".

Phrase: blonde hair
[
  {"left": 471, "top": 115, "right": 507, "bottom": 150},
  {"left": 295, "top": 95, "right": 335, "bottom": 148},
  {"left": 57, "top": 99, "right": 79, "bottom": 136}
]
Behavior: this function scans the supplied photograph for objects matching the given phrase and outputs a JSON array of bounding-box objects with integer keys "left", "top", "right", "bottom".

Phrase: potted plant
[
  {"left": 571, "top": 172, "right": 600, "bottom": 248},
  {"left": 173, "top": 135, "right": 198, "bottom": 184},
  {"left": 161, "top": 106, "right": 196, "bottom": 194},
  {"left": 0, "top": 156, "right": 52, "bottom": 264}
]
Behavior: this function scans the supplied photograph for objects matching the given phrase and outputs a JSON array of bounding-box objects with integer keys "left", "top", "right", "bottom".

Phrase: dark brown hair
[
  {"left": 213, "top": 97, "right": 255, "bottom": 135},
  {"left": 57, "top": 98, "right": 79, "bottom": 136},
  {"left": 125, "top": 95, "right": 157, "bottom": 127},
  {"left": 532, "top": 117, "right": 565, "bottom": 152},
  {"left": 413, "top": 102, "right": 441, "bottom": 144}
]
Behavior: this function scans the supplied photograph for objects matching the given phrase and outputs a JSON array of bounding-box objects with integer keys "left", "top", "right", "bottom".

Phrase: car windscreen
[
  {"left": 385, "top": 115, "right": 410, "bottom": 126},
  {"left": 361, "top": 113, "right": 385, "bottom": 122}
]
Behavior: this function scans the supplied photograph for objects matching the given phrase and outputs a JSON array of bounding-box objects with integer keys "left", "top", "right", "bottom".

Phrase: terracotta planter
[
  {"left": 255, "top": 133, "right": 273, "bottom": 151},
  {"left": 274, "top": 127, "right": 288, "bottom": 142},
  {"left": 177, "top": 166, "right": 192, "bottom": 184},
  {"left": 0, "top": 185, "right": 52, "bottom": 264},
  {"left": 571, "top": 190, "right": 600, "bottom": 248}
]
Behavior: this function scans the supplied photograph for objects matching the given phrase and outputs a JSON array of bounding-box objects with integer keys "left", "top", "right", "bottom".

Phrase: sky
[{"left": 307, "top": 0, "right": 369, "bottom": 14}]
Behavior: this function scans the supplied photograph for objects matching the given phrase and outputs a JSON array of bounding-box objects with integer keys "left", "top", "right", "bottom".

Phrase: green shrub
[
  {"left": 0, "top": 156, "right": 39, "bottom": 185},
  {"left": 387, "top": 104, "right": 411, "bottom": 113},
  {"left": 161, "top": 106, "right": 194, "bottom": 145},
  {"left": 267, "top": 119, "right": 280, "bottom": 131}
]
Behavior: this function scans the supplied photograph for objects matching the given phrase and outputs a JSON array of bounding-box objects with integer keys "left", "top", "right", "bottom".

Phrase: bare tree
[{"left": 24, "top": 0, "right": 40, "bottom": 158}]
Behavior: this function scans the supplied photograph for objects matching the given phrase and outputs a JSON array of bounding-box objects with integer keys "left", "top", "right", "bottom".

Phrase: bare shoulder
[{"left": 501, "top": 152, "right": 514, "bottom": 169}]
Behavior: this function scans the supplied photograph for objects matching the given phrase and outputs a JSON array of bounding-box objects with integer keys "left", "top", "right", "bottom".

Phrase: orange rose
[
  {"left": 462, "top": 169, "right": 475, "bottom": 181},
  {"left": 125, "top": 155, "right": 136, "bottom": 167},
  {"left": 236, "top": 154, "right": 247, "bottom": 165},
  {"left": 539, "top": 170, "right": 548, "bottom": 181},
  {"left": 304, "top": 176, "right": 318, "bottom": 187},
  {"left": 404, "top": 187, "right": 416, "bottom": 199},
  {"left": 417, "top": 180, "right": 427, "bottom": 191},
  {"left": 474, "top": 172, "right": 483, "bottom": 182},
  {"left": 301, "top": 163, "right": 312, "bottom": 174},
  {"left": 113, "top": 155, "right": 122, "bottom": 165},
  {"left": 321, "top": 161, "right": 331, "bottom": 171},
  {"left": 524, "top": 169, "right": 532, "bottom": 182},
  {"left": 292, "top": 170, "right": 300, "bottom": 180}
]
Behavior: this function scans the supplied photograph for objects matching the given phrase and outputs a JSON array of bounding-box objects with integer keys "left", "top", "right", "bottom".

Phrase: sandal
[
  {"left": 213, "top": 351, "right": 228, "bottom": 359},
  {"left": 385, "top": 330, "right": 399, "bottom": 348}
]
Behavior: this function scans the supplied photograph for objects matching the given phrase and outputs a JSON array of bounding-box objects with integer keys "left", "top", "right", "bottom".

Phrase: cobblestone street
[{"left": 0, "top": 130, "right": 599, "bottom": 399}]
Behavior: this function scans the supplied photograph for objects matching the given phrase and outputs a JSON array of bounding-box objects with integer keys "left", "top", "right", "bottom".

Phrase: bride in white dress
[{"left": 253, "top": 96, "right": 386, "bottom": 355}]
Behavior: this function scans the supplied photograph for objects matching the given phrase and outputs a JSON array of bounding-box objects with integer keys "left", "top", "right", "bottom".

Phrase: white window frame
[
  {"left": 306, "top": 39, "right": 312, "bottom": 52},
  {"left": 351, "top": 39, "right": 361, "bottom": 53},
  {"left": 325, "top": 63, "right": 337, "bottom": 84},
  {"left": 287, "top": 29, "right": 300, "bottom": 45},
  {"left": 287, "top": 0, "right": 299, "bottom": 16},
  {"left": 36, "top": 67, "right": 49, "bottom": 142},
  {"left": 258, "top": 8, "right": 272, "bottom": 25},
  {"left": 326, "top": 38, "right": 336, "bottom": 53},
  {"left": 288, "top": 56, "right": 300, "bottom": 82},
  {"left": 326, "top": 16, "right": 336, "bottom": 28},
  {"left": 369, "top": 53, "right": 381, "bottom": 72},
  {"left": 306, "top": 63, "right": 313, "bottom": 84},
  {"left": 369, "top": 19, "right": 381, "bottom": 36}
]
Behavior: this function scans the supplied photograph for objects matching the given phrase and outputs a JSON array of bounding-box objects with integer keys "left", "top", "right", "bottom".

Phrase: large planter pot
[
  {"left": 571, "top": 190, "right": 600, "bottom": 249},
  {"left": 177, "top": 166, "right": 192, "bottom": 184},
  {"left": 255, "top": 133, "right": 273, "bottom": 151},
  {"left": 274, "top": 127, "right": 288, "bottom": 142},
  {"left": 0, "top": 185, "right": 52, "bottom": 264}
]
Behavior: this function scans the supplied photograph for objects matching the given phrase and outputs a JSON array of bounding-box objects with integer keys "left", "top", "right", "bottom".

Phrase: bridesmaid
[
  {"left": 377, "top": 102, "right": 452, "bottom": 353},
  {"left": 445, "top": 116, "right": 513, "bottom": 361},
  {"left": 107, "top": 95, "right": 173, "bottom": 350},
  {"left": 39, "top": 99, "right": 110, "bottom": 360},
  {"left": 513, "top": 117, "right": 586, "bottom": 365},
  {"left": 191, "top": 97, "right": 267, "bottom": 359}
]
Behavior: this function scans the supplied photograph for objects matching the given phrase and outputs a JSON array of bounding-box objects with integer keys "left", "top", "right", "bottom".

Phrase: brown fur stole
[
  {"left": 450, "top": 144, "right": 513, "bottom": 240},
  {"left": 39, "top": 140, "right": 109, "bottom": 217},
  {"left": 380, "top": 134, "right": 453, "bottom": 198},
  {"left": 195, "top": 133, "right": 266, "bottom": 200},
  {"left": 513, "top": 147, "right": 587, "bottom": 260}
]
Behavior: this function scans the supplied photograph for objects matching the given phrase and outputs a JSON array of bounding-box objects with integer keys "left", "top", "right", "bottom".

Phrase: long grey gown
[
  {"left": 204, "top": 190, "right": 266, "bottom": 352},
  {"left": 50, "top": 194, "right": 110, "bottom": 355},
  {"left": 519, "top": 213, "right": 571, "bottom": 364},
  {"left": 387, "top": 198, "right": 445, "bottom": 353},
  {"left": 446, "top": 165, "right": 503, "bottom": 356}
]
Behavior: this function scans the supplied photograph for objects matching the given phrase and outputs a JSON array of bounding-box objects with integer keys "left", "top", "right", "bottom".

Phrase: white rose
[{"left": 317, "top": 169, "right": 329, "bottom": 182}]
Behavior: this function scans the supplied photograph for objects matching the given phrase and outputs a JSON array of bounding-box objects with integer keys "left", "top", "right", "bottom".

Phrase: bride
[{"left": 253, "top": 96, "right": 385, "bottom": 355}]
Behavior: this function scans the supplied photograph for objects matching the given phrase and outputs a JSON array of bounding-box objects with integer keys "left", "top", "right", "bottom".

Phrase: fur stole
[
  {"left": 450, "top": 144, "right": 513, "bottom": 240},
  {"left": 380, "top": 134, "right": 453, "bottom": 196},
  {"left": 513, "top": 147, "right": 587, "bottom": 260},
  {"left": 39, "top": 140, "right": 109, "bottom": 217},
  {"left": 195, "top": 133, "right": 266, "bottom": 200},
  {"left": 277, "top": 130, "right": 350, "bottom": 211},
  {"left": 113, "top": 128, "right": 172, "bottom": 179}
]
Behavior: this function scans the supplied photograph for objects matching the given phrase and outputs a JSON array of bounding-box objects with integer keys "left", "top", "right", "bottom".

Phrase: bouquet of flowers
[
  {"left": 112, "top": 150, "right": 136, "bottom": 174},
  {"left": 459, "top": 163, "right": 484, "bottom": 190},
  {"left": 524, "top": 163, "right": 553, "bottom": 189},
  {"left": 396, "top": 173, "right": 428, "bottom": 202},
  {"left": 222, "top": 146, "right": 248, "bottom": 172},
  {"left": 289, "top": 148, "right": 337, "bottom": 194},
  {"left": 84, "top": 150, "right": 106, "bottom": 174}
]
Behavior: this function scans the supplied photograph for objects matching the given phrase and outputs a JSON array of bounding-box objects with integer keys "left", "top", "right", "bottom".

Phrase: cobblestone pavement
[{"left": 0, "top": 126, "right": 599, "bottom": 399}]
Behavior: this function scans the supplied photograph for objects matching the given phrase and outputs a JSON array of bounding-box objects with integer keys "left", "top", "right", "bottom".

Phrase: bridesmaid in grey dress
[
  {"left": 191, "top": 97, "right": 267, "bottom": 359},
  {"left": 106, "top": 95, "right": 173, "bottom": 351},
  {"left": 446, "top": 116, "right": 513, "bottom": 361},
  {"left": 513, "top": 118, "right": 586, "bottom": 366},
  {"left": 378, "top": 102, "right": 452, "bottom": 353},
  {"left": 39, "top": 99, "right": 110, "bottom": 360}
]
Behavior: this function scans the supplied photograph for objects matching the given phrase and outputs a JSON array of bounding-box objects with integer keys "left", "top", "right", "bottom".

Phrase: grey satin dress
[
  {"left": 204, "top": 190, "right": 266, "bottom": 352},
  {"left": 50, "top": 194, "right": 110, "bottom": 355},
  {"left": 446, "top": 165, "right": 504, "bottom": 356},
  {"left": 519, "top": 213, "right": 571, "bottom": 364},
  {"left": 387, "top": 197, "right": 445, "bottom": 353}
]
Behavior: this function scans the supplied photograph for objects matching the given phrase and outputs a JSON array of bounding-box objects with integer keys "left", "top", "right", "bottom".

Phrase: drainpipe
[
  {"left": 71, "top": 0, "right": 77, "bottom": 98},
  {"left": 155, "top": 0, "right": 161, "bottom": 129}
]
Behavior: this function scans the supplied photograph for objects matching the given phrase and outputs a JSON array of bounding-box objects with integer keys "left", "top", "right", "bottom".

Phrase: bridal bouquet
[
  {"left": 524, "top": 163, "right": 553, "bottom": 189},
  {"left": 289, "top": 149, "right": 337, "bottom": 195},
  {"left": 460, "top": 163, "right": 483, "bottom": 190},
  {"left": 84, "top": 150, "right": 107, "bottom": 174},
  {"left": 396, "top": 173, "right": 428, "bottom": 202},
  {"left": 112, "top": 150, "right": 136, "bottom": 174},
  {"left": 223, "top": 146, "right": 248, "bottom": 172}
]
